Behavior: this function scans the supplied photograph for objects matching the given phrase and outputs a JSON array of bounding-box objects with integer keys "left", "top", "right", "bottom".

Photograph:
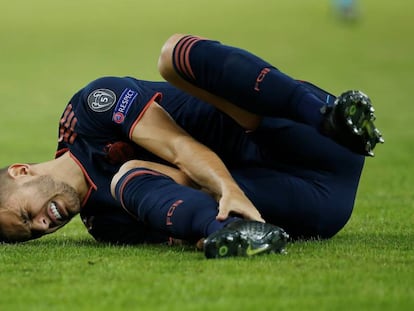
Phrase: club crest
[{"left": 87, "top": 89, "right": 117, "bottom": 112}]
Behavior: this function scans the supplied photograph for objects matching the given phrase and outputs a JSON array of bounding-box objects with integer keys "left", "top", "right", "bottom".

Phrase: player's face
[{"left": 0, "top": 175, "right": 81, "bottom": 242}]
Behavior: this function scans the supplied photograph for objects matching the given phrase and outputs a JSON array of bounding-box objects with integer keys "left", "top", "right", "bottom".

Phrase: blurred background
[{"left": 0, "top": 0, "right": 413, "bottom": 231}]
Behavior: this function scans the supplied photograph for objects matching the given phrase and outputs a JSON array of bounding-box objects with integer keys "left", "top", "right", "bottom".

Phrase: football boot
[
  {"left": 203, "top": 220, "right": 289, "bottom": 259},
  {"left": 321, "top": 90, "right": 384, "bottom": 156}
]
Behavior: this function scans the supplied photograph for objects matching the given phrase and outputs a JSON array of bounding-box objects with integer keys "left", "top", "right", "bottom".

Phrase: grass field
[{"left": 0, "top": 0, "right": 413, "bottom": 310}]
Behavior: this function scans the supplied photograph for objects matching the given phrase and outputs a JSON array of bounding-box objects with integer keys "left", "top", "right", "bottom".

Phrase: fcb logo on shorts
[{"left": 87, "top": 89, "right": 117, "bottom": 112}]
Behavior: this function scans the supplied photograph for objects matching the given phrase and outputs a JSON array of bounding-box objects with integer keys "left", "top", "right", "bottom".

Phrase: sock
[{"left": 173, "top": 35, "right": 328, "bottom": 128}]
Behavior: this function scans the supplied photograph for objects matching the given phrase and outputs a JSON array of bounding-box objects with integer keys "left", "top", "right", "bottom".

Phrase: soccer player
[
  {"left": 0, "top": 34, "right": 383, "bottom": 258},
  {"left": 332, "top": 0, "right": 360, "bottom": 21}
]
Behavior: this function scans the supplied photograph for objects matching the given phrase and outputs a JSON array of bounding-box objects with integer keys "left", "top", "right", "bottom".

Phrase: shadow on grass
[
  {"left": 23, "top": 235, "right": 200, "bottom": 255},
  {"left": 6, "top": 230, "right": 410, "bottom": 260}
]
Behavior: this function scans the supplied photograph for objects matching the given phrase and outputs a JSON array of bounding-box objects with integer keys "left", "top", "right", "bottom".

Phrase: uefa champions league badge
[
  {"left": 112, "top": 88, "right": 138, "bottom": 124},
  {"left": 87, "top": 89, "right": 117, "bottom": 112}
]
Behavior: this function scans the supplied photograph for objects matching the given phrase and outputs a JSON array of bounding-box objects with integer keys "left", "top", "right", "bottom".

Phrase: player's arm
[{"left": 130, "top": 101, "right": 264, "bottom": 222}]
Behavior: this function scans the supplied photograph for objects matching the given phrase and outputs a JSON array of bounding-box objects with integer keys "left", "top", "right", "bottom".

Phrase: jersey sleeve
[{"left": 73, "top": 76, "right": 162, "bottom": 140}]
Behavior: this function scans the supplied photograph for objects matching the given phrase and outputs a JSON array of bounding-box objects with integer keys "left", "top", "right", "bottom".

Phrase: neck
[{"left": 32, "top": 152, "right": 89, "bottom": 202}]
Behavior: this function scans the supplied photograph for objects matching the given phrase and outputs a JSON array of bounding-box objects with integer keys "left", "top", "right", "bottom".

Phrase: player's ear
[{"left": 7, "top": 164, "right": 31, "bottom": 178}]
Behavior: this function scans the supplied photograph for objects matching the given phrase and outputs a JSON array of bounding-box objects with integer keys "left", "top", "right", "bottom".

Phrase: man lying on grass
[{"left": 0, "top": 33, "right": 383, "bottom": 258}]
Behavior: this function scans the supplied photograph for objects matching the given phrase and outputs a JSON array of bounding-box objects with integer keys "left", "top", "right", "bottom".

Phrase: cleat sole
[{"left": 325, "top": 90, "right": 384, "bottom": 156}]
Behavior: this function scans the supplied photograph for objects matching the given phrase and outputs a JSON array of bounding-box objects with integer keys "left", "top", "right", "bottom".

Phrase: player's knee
[
  {"left": 110, "top": 160, "right": 159, "bottom": 198},
  {"left": 158, "top": 33, "right": 187, "bottom": 80}
]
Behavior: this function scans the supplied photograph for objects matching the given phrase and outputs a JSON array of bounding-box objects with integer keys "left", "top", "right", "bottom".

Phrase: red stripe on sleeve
[{"left": 128, "top": 92, "right": 162, "bottom": 139}]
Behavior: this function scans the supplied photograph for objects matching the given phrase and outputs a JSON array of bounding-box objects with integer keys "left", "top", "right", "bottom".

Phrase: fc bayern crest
[{"left": 87, "top": 89, "right": 117, "bottom": 112}]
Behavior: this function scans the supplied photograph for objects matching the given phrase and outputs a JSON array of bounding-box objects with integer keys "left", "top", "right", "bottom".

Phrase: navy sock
[
  {"left": 114, "top": 167, "right": 236, "bottom": 240},
  {"left": 173, "top": 36, "right": 327, "bottom": 128}
]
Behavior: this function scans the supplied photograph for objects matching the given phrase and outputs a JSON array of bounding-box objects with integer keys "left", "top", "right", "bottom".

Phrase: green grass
[{"left": 1, "top": 0, "right": 413, "bottom": 310}]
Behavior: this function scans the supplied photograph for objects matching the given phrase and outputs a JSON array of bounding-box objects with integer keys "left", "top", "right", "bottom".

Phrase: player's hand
[{"left": 216, "top": 189, "right": 265, "bottom": 223}]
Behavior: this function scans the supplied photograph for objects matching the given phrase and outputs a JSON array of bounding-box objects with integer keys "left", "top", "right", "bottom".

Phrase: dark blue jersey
[
  {"left": 57, "top": 76, "right": 264, "bottom": 205},
  {"left": 56, "top": 76, "right": 262, "bottom": 241},
  {"left": 58, "top": 78, "right": 154, "bottom": 199},
  {"left": 56, "top": 77, "right": 164, "bottom": 239}
]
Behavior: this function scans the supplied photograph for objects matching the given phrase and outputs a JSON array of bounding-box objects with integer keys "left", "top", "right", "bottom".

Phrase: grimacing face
[{"left": 0, "top": 175, "right": 81, "bottom": 242}]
